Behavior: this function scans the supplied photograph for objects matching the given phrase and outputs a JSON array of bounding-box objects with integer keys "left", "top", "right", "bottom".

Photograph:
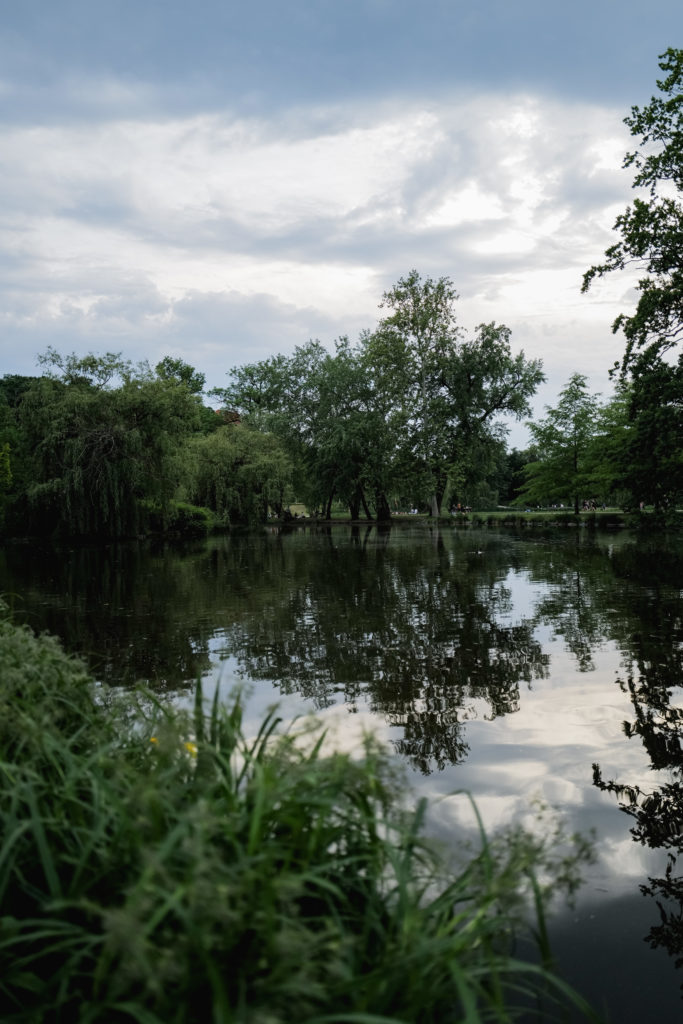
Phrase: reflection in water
[
  {"left": 589, "top": 538, "right": 683, "bottom": 992},
  {"left": 1, "top": 527, "right": 551, "bottom": 774},
  {"left": 594, "top": 669, "right": 683, "bottom": 980},
  {"left": 3, "top": 523, "right": 683, "bottom": 1009}
]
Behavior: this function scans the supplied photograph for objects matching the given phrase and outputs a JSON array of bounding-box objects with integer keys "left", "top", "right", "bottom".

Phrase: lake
[{"left": 2, "top": 522, "right": 682, "bottom": 1021}]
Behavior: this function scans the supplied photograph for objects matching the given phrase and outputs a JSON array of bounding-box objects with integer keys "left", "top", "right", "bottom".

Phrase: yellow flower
[
  {"left": 150, "top": 736, "right": 158, "bottom": 744},
  {"left": 184, "top": 741, "right": 198, "bottom": 757}
]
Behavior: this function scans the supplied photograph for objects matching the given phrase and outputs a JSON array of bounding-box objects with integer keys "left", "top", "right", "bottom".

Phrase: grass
[{"left": 0, "top": 608, "right": 603, "bottom": 1023}]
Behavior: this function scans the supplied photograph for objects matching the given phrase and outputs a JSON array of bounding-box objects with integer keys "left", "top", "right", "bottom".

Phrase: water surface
[{"left": 3, "top": 523, "right": 682, "bottom": 1020}]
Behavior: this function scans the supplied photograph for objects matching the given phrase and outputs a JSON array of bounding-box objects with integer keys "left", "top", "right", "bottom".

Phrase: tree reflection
[
  {"left": 525, "top": 534, "right": 622, "bottom": 671},
  {"left": 593, "top": 547, "right": 683, "bottom": 980},
  {"left": 0, "top": 527, "right": 548, "bottom": 774}
]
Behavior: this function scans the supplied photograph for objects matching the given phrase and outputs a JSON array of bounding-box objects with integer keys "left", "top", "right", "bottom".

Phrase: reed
[{"left": 0, "top": 610, "right": 601, "bottom": 1023}]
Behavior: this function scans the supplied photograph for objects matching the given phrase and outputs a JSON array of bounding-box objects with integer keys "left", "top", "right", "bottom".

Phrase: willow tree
[
  {"left": 185, "top": 423, "right": 292, "bottom": 525},
  {"left": 18, "top": 351, "right": 204, "bottom": 538}
]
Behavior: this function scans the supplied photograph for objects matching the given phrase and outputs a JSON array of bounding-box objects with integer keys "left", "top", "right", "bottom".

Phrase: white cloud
[{"left": 0, "top": 90, "right": 636, "bottom": 400}]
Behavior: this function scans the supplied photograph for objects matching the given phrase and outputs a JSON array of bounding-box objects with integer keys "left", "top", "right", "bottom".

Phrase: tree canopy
[
  {"left": 583, "top": 48, "right": 683, "bottom": 369},
  {"left": 582, "top": 49, "right": 683, "bottom": 511}
]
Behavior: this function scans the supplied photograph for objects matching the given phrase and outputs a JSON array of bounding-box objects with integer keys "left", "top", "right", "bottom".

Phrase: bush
[
  {"left": 0, "top": 613, "right": 601, "bottom": 1023},
  {"left": 142, "top": 499, "right": 215, "bottom": 537}
]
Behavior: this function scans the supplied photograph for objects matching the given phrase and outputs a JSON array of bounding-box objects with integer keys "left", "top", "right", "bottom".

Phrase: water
[{"left": 2, "top": 522, "right": 682, "bottom": 1020}]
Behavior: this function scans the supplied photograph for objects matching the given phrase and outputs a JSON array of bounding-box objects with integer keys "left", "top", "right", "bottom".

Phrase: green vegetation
[
  {"left": 218, "top": 272, "right": 543, "bottom": 522},
  {"left": 582, "top": 47, "right": 683, "bottom": 512},
  {"left": 0, "top": 610, "right": 601, "bottom": 1023}
]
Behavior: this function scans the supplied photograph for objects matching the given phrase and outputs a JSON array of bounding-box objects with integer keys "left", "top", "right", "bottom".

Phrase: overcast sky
[{"left": 2, "top": 1, "right": 681, "bottom": 444}]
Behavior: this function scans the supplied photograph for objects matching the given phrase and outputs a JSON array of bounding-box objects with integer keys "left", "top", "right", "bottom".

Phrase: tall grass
[{"left": 0, "top": 609, "right": 602, "bottom": 1023}]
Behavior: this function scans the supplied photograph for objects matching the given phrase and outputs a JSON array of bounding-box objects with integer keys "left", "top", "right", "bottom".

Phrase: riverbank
[
  {"left": 0, "top": 608, "right": 602, "bottom": 1023},
  {"left": 273, "top": 508, "right": 682, "bottom": 531}
]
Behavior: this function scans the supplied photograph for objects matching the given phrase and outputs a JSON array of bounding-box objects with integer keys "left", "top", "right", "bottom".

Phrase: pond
[{"left": 2, "top": 522, "right": 682, "bottom": 1021}]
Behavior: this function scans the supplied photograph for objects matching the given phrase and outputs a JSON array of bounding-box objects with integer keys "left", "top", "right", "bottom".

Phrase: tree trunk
[
  {"left": 429, "top": 467, "right": 448, "bottom": 517},
  {"left": 324, "top": 493, "right": 334, "bottom": 520},
  {"left": 375, "top": 491, "right": 392, "bottom": 522}
]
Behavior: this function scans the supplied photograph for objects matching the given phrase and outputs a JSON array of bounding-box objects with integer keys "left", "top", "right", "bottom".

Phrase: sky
[{"left": 2, "top": 0, "right": 682, "bottom": 445}]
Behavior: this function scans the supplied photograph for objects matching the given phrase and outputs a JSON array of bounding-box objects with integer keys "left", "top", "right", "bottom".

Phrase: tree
[
  {"left": 622, "top": 353, "right": 683, "bottom": 509},
  {"left": 217, "top": 339, "right": 394, "bottom": 520},
  {"left": 155, "top": 356, "right": 206, "bottom": 395},
  {"left": 519, "top": 374, "right": 602, "bottom": 514},
  {"left": 186, "top": 423, "right": 292, "bottom": 525},
  {"left": 218, "top": 272, "right": 543, "bottom": 520},
  {"left": 582, "top": 51, "right": 683, "bottom": 510},
  {"left": 18, "top": 351, "right": 204, "bottom": 538},
  {"left": 583, "top": 48, "right": 683, "bottom": 370},
  {"left": 366, "top": 272, "right": 544, "bottom": 516},
  {"left": 365, "top": 271, "right": 463, "bottom": 517}
]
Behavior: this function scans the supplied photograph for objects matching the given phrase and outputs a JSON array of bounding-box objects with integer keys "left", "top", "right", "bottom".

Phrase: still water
[{"left": 3, "top": 523, "right": 683, "bottom": 1021}]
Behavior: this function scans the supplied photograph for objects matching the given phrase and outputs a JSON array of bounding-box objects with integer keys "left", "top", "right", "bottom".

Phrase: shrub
[{"left": 141, "top": 499, "right": 215, "bottom": 537}]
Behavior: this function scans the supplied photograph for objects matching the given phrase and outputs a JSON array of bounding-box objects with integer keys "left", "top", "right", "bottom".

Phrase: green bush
[
  {"left": 0, "top": 613, "right": 601, "bottom": 1023},
  {"left": 141, "top": 499, "right": 215, "bottom": 537}
]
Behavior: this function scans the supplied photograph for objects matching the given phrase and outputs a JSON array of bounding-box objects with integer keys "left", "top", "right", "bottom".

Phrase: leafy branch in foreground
[{"left": 0, "top": 609, "right": 601, "bottom": 1023}]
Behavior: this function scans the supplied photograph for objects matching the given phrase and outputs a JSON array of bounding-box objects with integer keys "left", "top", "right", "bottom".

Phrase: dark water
[{"left": 3, "top": 523, "right": 683, "bottom": 1021}]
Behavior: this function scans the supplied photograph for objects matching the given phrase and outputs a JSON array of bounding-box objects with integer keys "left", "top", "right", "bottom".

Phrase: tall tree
[
  {"left": 217, "top": 339, "right": 393, "bottom": 520},
  {"left": 186, "top": 423, "right": 292, "bottom": 525},
  {"left": 365, "top": 271, "right": 462, "bottom": 516},
  {"left": 583, "top": 48, "right": 683, "bottom": 369},
  {"left": 623, "top": 353, "right": 683, "bottom": 509},
  {"left": 582, "top": 50, "right": 683, "bottom": 510},
  {"left": 366, "top": 272, "right": 543, "bottom": 516},
  {"left": 520, "top": 374, "right": 601, "bottom": 514}
]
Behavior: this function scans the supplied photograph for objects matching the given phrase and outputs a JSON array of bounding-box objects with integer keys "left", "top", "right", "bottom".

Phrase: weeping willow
[
  {"left": 187, "top": 424, "right": 292, "bottom": 525},
  {"left": 20, "top": 372, "right": 201, "bottom": 539}
]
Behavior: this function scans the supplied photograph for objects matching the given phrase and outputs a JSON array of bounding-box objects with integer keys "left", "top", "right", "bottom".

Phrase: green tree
[
  {"left": 0, "top": 376, "right": 44, "bottom": 535},
  {"left": 219, "top": 273, "right": 543, "bottom": 520},
  {"left": 582, "top": 51, "right": 683, "bottom": 510},
  {"left": 155, "top": 356, "right": 206, "bottom": 394},
  {"left": 583, "top": 48, "right": 683, "bottom": 369},
  {"left": 217, "top": 339, "right": 396, "bottom": 520},
  {"left": 622, "top": 353, "right": 683, "bottom": 509},
  {"left": 186, "top": 423, "right": 292, "bottom": 524},
  {"left": 520, "top": 374, "right": 602, "bottom": 514},
  {"left": 365, "top": 271, "right": 463, "bottom": 516},
  {"left": 366, "top": 272, "right": 543, "bottom": 515},
  {"left": 18, "top": 351, "right": 204, "bottom": 538}
]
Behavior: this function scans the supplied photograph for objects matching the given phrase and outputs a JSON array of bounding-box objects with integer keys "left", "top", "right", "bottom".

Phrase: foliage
[
  {"left": 142, "top": 499, "right": 216, "bottom": 537},
  {"left": 366, "top": 272, "right": 544, "bottom": 516},
  {"left": 581, "top": 50, "right": 683, "bottom": 512},
  {"left": 621, "top": 353, "right": 683, "bottom": 509},
  {"left": 217, "top": 338, "right": 395, "bottom": 520},
  {"left": 219, "top": 272, "right": 544, "bottom": 520},
  {"left": 583, "top": 48, "right": 683, "bottom": 369},
  {"left": 9, "top": 352, "right": 206, "bottom": 539},
  {"left": 155, "top": 356, "right": 206, "bottom": 395},
  {"left": 186, "top": 423, "right": 293, "bottom": 524},
  {"left": 0, "top": 611, "right": 601, "bottom": 1023},
  {"left": 519, "top": 374, "right": 603, "bottom": 514}
]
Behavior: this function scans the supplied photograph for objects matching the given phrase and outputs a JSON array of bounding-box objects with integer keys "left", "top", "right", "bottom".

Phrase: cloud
[{"left": 0, "top": 86, "right": 640, "bottom": 416}]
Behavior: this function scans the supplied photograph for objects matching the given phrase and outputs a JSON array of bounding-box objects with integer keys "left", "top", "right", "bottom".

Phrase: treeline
[
  {"left": 0, "top": 269, "right": 681, "bottom": 542},
  {"left": 0, "top": 269, "right": 547, "bottom": 539},
  {"left": 0, "top": 351, "right": 293, "bottom": 540}
]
